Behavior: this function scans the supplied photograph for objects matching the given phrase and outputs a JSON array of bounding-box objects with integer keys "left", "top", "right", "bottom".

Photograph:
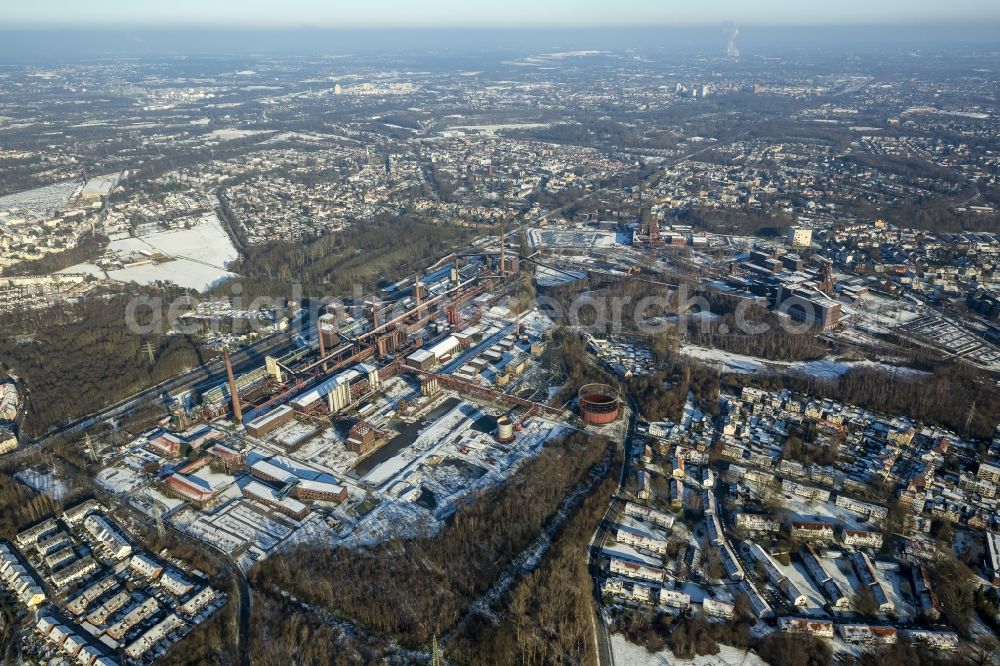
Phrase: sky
[{"left": 7, "top": 0, "right": 1000, "bottom": 28}]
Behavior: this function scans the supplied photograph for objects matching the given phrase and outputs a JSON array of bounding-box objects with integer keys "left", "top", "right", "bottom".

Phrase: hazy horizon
[
  {"left": 1, "top": 23, "right": 999, "bottom": 62},
  {"left": 5, "top": 0, "right": 1000, "bottom": 29}
]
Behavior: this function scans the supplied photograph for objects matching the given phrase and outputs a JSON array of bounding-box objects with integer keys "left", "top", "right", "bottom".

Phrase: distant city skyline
[{"left": 6, "top": 0, "right": 1000, "bottom": 29}]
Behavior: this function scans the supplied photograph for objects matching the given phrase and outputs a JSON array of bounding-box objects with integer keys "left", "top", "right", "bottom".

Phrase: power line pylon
[
  {"left": 155, "top": 507, "right": 166, "bottom": 541},
  {"left": 84, "top": 433, "right": 98, "bottom": 462},
  {"left": 431, "top": 634, "right": 444, "bottom": 666}
]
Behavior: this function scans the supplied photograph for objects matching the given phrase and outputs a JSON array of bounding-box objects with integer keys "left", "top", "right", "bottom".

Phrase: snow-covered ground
[
  {"left": 610, "top": 634, "right": 766, "bottom": 666},
  {"left": 680, "top": 345, "right": 927, "bottom": 380},
  {"left": 202, "top": 128, "right": 267, "bottom": 141},
  {"left": 528, "top": 227, "right": 628, "bottom": 249},
  {"left": 107, "top": 258, "right": 238, "bottom": 291},
  {"left": 779, "top": 491, "right": 872, "bottom": 531},
  {"left": 96, "top": 462, "right": 146, "bottom": 494},
  {"left": 774, "top": 559, "right": 826, "bottom": 612},
  {"left": 14, "top": 468, "right": 71, "bottom": 501},
  {"left": 62, "top": 212, "right": 239, "bottom": 291}
]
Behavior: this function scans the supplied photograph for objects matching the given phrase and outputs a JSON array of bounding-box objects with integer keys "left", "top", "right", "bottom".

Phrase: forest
[
  {"left": 250, "top": 431, "right": 611, "bottom": 650},
  {"left": 218, "top": 212, "right": 477, "bottom": 301},
  {"left": 446, "top": 444, "right": 622, "bottom": 665},
  {"left": 684, "top": 302, "right": 828, "bottom": 363},
  {"left": 724, "top": 361, "right": 1000, "bottom": 440},
  {"left": 0, "top": 289, "right": 205, "bottom": 436},
  {"left": 246, "top": 591, "right": 395, "bottom": 665},
  {"left": 613, "top": 608, "right": 755, "bottom": 661}
]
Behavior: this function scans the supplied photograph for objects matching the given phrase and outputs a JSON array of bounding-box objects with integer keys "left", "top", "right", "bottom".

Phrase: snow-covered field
[
  {"left": 63, "top": 212, "right": 239, "bottom": 291},
  {"left": 680, "top": 345, "right": 927, "bottom": 380},
  {"left": 14, "top": 468, "right": 71, "bottom": 501},
  {"left": 610, "top": 634, "right": 766, "bottom": 666},
  {"left": 202, "top": 128, "right": 267, "bottom": 141},
  {"left": 108, "top": 259, "right": 237, "bottom": 291},
  {"left": 96, "top": 463, "right": 146, "bottom": 494},
  {"left": 528, "top": 227, "right": 628, "bottom": 249}
]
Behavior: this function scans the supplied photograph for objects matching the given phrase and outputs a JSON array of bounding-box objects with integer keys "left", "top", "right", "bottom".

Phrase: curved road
[
  {"left": 121, "top": 499, "right": 251, "bottom": 666},
  {"left": 587, "top": 393, "right": 637, "bottom": 666}
]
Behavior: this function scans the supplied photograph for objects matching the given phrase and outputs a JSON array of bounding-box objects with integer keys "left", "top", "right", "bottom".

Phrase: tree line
[
  {"left": 446, "top": 444, "right": 623, "bottom": 665},
  {"left": 219, "top": 212, "right": 476, "bottom": 301},
  {"left": 724, "top": 360, "right": 1000, "bottom": 440},
  {"left": 0, "top": 289, "right": 205, "bottom": 436},
  {"left": 250, "top": 431, "right": 611, "bottom": 649}
]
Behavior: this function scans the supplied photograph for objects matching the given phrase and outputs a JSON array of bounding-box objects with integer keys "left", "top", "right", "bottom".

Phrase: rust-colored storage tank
[{"left": 579, "top": 383, "right": 621, "bottom": 425}]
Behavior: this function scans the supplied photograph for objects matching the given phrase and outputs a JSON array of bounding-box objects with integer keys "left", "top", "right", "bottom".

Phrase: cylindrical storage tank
[
  {"left": 579, "top": 383, "right": 621, "bottom": 425},
  {"left": 496, "top": 416, "right": 515, "bottom": 443}
]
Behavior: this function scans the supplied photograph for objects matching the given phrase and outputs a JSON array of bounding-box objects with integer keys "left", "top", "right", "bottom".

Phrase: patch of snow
[{"left": 610, "top": 634, "right": 766, "bottom": 666}]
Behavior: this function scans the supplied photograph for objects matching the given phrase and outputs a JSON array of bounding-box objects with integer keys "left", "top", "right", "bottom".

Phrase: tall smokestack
[
  {"left": 317, "top": 317, "right": 328, "bottom": 372},
  {"left": 414, "top": 273, "right": 422, "bottom": 312},
  {"left": 224, "top": 348, "right": 243, "bottom": 426},
  {"left": 499, "top": 222, "right": 505, "bottom": 278}
]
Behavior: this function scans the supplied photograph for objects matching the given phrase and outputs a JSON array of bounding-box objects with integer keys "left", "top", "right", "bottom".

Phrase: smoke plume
[{"left": 725, "top": 25, "right": 740, "bottom": 58}]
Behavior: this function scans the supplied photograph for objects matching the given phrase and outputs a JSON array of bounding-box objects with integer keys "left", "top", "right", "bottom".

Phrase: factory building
[
  {"left": 241, "top": 480, "right": 311, "bottom": 520},
  {"left": 405, "top": 348, "right": 436, "bottom": 371},
  {"left": 245, "top": 405, "right": 295, "bottom": 438},
  {"left": 775, "top": 284, "right": 842, "bottom": 329},
  {"left": 164, "top": 473, "right": 218, "bottom": 504},
  {"left": 290, "top": 363, "right": 380, "bottom": 414},
  {"left": 347, "top": 421, "right": 377, "bottom": 454},
  {"left": 248, "top": 453, "right": 349, "bottom": 504}
]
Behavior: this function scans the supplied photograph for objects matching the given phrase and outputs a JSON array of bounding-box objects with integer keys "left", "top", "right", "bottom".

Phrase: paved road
[{"left": 588, "top": 393, "right": 637, "bottom": 666}]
